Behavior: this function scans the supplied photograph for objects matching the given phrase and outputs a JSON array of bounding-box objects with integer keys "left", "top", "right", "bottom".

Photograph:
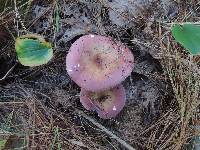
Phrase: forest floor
[{"left": 0, "top": 0, "right": 199, "bottom": 149}]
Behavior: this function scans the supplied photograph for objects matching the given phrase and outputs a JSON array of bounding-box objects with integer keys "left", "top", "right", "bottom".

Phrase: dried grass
[{"left": 0, "top": 0, "right": 199, "bottom": 149}]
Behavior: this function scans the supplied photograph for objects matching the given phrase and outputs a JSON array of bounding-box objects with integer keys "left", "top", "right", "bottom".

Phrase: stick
[
  {"left": 76, "top": 109, "right": 136, "bottom": 150},
  {"left": 0, "top": 63, "right": 17, "bottom": 81}
]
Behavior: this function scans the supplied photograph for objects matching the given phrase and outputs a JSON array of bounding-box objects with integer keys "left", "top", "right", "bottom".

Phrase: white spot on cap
[
  {"left": 113, "top": 106, "right": 117, "bottom": 111},
  {"left": 90, "top": 35, "right": 95, "bottom": 38},
  {"left": 68, "top": 69, "right": 73, "bottom": 72}
]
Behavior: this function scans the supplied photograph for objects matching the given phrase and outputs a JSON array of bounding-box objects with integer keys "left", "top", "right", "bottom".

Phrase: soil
[{"left": 0, "top": 0, "right": 198, "bottom": 150}]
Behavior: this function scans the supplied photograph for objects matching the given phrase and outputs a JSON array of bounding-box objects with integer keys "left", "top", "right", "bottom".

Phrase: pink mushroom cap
[
  {"left": 80, "top": 84, "right": 126, "bottom": 119},
  {"left": 66, "top": 34, "right": 134, "bottom": 92}
]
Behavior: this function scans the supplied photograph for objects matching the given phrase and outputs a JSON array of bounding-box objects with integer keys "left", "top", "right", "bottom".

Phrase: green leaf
[
  {"left": 172, "top": 23, "right": 200, "bottom": 55},
  {"left": 15, "top": 34, "right": 53, "bottom": 67},
  {"left": 0, "top": 139, "right": 7, "bottom": 149}
]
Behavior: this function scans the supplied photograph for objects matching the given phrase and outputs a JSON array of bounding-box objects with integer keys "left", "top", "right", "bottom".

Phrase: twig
[
  {"left": 76, "top": 109, "right": 136, "bottom": 150},
  {"left": 0, "top": 1, "right": 30, "bottom": 25},
  {"left": 14, "top": 0, "right": 27, "bottom": 36},
  {"left": 0, "top": 63, "right": 17, "bottom": 81},
  {"left": 0, "top": 102, "right": 24, "bottom": 105}
]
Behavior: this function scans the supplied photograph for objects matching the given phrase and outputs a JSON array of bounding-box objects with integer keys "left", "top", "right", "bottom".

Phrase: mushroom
[
  {"left": 80, "top": 84, "right": 126, "bottom": 119},
  {"left": 66, "top": 34, "right": 134, "bottom": 92}
]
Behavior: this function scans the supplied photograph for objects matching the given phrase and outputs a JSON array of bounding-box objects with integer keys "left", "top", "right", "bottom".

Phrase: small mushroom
[
  {"left": 66, "top": 34, "right": 134, "bottom": 92},
  {"left": 80, "top": 84, "right": 126, "bottom": 119}
]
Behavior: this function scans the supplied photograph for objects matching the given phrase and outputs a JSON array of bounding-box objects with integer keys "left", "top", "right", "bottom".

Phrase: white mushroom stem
[{"left": 75, "top": 109, "right": 136, "bottom": 150}]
